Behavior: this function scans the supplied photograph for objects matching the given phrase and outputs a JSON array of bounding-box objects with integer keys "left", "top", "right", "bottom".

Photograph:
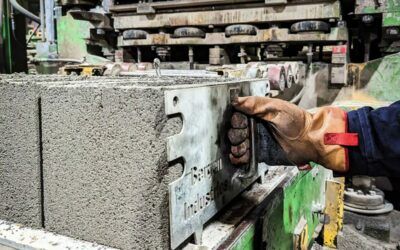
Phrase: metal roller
[
  {"left": 119, "top": 62, "right": 136, "bottom": 72},
  {"left": 225, "top": 24, "right": 257, "bottom": 37},
  {"left": 265, "top": 64, "right": 286, "bottom": 91},
  {"left": 122, "top": 29, "right": 149, "bottom": 40},
  {"left": 281, "top": 63, "right": 294, "bottom": 88},
  {"left": 290, "top": 20, "right": 330, "bottom": 33},
  {"left": 286, "top": 62, "right": 300, "bottom": 85},
  {"left": 173, "top": 27, "right": 205, "bottom": 38},
  {"left": 103, "top": 63, "right": 122, "bottom": 76}
]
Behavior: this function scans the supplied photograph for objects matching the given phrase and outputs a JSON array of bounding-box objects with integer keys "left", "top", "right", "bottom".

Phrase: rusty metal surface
[
  {"left": 118, "top": 27, "right": 348, "bottom": 47},
  {"left": 323, "top": 178, "right": 345, "bottom": 248},
  {"left": 113, "top": 1, "right": 341, "bottom": 29},
  {"left": 110, "top": 0, "right": 259, "bottom": 13},
  {"left": 109, "top": 0, "right": 336, "bottom": 13}
]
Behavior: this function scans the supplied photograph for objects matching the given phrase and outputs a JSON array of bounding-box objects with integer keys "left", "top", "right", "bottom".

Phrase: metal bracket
[
  {"left": 265, "top": 0, "right": 287, "bottom": 5},
  {"left": 69, "top": 10, "right": 112, "bottom": 30},
  {"left": 165, "top": 80, "right": 269, "bottom": 249},
  {"left": 137, "top": 3, "right": 156, "bottom": 14}
]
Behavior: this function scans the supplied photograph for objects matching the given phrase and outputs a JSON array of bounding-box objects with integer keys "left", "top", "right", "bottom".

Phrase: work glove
[
  {"left": 228, "top": 112, "right": 291, "bottom": 167},
  {"left": 228, "top": 96, "right": 357, "bottom": 173}
]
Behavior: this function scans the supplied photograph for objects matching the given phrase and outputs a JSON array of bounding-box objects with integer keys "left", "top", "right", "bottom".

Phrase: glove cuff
[{"left": 312, "top": 107, "right": 358, "bottom": 173}]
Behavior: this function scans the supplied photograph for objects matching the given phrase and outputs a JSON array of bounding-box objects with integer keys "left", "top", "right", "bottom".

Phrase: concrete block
[
  {"left": 0, "top": 75, "right": 237, "bottom": 249},
  {"left": 0, "top": 74, "right": 93, "bottom": 228},
  {"left": 0, "top": 79, "right": 42, "bottom": 227},
  {"left": 40, "top": 77, "right": 233, "bottom": 249}
]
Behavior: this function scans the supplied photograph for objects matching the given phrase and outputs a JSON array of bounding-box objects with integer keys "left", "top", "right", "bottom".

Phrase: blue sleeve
[{"left": 347, "top": 101, "right": 400, "bottom": 177}]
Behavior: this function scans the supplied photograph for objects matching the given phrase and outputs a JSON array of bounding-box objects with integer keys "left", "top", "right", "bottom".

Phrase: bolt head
[
  {"left": 362, "top": 15, "right": 374, "bottom": 24},
  {"left": 387, "top": 28, "right": 399, "bottom": 36}
]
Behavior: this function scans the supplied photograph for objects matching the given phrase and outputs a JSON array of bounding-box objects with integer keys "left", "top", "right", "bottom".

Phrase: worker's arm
[
  {"left": 347, "top": 101, "right": 400, "bottom": 177},
  {"left": 228, "top": 97, "right": 400, "bottom": 177}
]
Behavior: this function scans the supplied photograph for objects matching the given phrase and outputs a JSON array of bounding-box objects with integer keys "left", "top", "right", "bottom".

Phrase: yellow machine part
[{"left": 323, "top": 178, "right": 345, "bottom": 248}]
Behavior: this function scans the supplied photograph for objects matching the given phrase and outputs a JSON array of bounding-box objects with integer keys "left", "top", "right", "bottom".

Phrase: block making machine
[{"left": 0, "top": 73, "right": 339, "bottom": 249}]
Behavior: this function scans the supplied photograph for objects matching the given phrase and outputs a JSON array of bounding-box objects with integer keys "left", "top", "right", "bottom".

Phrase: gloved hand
[
  {"left": 228, "top": 112, "right": 291, "bottom": 167},
  {"left": 228, "top": 96, "right": 357, "bottom": 173}
]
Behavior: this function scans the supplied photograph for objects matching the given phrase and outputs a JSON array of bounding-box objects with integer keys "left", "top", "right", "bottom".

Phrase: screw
[{"left": 362, "top": 15, "right": 374, "bottom": 24}]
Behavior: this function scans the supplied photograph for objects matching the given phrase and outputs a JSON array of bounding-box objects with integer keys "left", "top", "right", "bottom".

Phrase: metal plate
[{"left": 165, "top": 80, "right": 269, "bottom": 249}]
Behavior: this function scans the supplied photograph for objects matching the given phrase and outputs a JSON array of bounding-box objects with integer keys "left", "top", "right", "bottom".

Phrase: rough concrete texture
[
  {"left": 0, "top": 74, "right": 125, "bottom": 228},
  {"left": 40, "top": 77, "right": 235, "bottom": 249},
  {"left": 0, "top": 74, "right": 238, "bottom": 249},
  {"left": 0, "top": 79, "right": 42, "bottom": 228}
]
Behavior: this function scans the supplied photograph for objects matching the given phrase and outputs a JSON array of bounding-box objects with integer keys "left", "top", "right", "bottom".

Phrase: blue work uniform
[{"left": 347, "top": 101, "right": 400, "bottom": 177}]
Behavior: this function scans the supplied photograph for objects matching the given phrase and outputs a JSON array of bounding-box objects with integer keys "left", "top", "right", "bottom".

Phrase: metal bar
[
  {"left": 4, "top": 0, "right": 12, "bottom": 72},
  {"left": 119, "top": 69, "right": 220, "bottom": 77},
  {"left": 109, "top": 0, "right": 261, "bottom": 13},
  {"left": 113, "top": 1, "right": 341, "bottom": 29},
  {"left": 44, "top": 0, "right": 54, "bottom": 43},
  {"left": 109, "top": 0, "right": 337, "bottom": 13},
  {"left": 0, "top": 0, "right": 3, "bottom": 35},
  {"left": 118, "top": 27, "right": 348, "bottom": 47},
  {"left": 39, "top": 0, "right": 45, "bottom": 41}
]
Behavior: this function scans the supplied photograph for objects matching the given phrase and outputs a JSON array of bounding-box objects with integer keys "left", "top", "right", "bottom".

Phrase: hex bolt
[{"left": 355, "top": 221, "right": 363, "bottom": 230}]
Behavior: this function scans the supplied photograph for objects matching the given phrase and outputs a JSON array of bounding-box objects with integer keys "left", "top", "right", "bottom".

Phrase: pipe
[
  {"left": 31, "top": 58, "right": 84, "bottom": 63},
  {"left": 44, "top": 0, "right": 54, "bottom": 43},
  {"left": 0, "top": 0, "right": 4, "bottom": 35},
  {"left": 9, "top": 0, "right": 40, "bottom": 23},
  {"left": 188, "top": 46, "right": 194, "bottom": 70},
  {"left": 39, "top": 0, "right": 44, "bottom": 41}
]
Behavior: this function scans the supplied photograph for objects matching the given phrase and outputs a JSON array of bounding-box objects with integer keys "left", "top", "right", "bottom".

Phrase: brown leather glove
[{"left": 230, "top": 96, "right": 358, "bottom": 173}]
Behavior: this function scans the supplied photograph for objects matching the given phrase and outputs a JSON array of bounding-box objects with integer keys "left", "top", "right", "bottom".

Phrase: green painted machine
[
  {"left": 199, "top": 165, "right": 340, "bottom": 250},
  {"left": 0, "top": 0, "right": 13, "bottom": 73},
  {"left": 354, "top": 0, "right": 400, "bottom": 55}
]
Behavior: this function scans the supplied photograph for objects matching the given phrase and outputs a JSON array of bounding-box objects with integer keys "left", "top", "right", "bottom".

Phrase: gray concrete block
[
  {"left": 0, "top": 75, "right": 235, "bottom": 249},
  {"left": 0, "top": 79, "right": 42, "bottom": 228},
  {"left": 0, "top": 75, "right": 97, "bottom": 228},
  {"left": 40, "top": 77, "right": 232, "bottom": 249}
]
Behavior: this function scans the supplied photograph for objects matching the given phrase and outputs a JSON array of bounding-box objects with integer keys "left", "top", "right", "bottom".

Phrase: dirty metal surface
[
  {"left": 200, "top": 166, "right": 292, "bottom": 249},
  {"left": 262, "top": 164, "right": 332, "bottom": 249},
  {"left": 118, "top": 27, "right": 348, "bottom": 47},
  {"left": 113, "top": 2, "right": 341, "bottom": 29},
  {"left": 59, "top": 0, "right": 98, "bottom": 6},
  {"left": 323, "top": 178, "right": 344, "bottom": 248},
  {"left": 355, "top": 0, "right": 385, "bottom": 14},
  {"left": 165, "top": 80, "right": 270, "bottom": 249},
  {"left": 109, "top": 0, "right": 335, "bottom": 13}
]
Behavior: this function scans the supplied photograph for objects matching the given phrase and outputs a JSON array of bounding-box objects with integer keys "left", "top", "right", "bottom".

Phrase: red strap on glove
[{"left": 324, "top": 133, "right": 359, "bottom": 146}]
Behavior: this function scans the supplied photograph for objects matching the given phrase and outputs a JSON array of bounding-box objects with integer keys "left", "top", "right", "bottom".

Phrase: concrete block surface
[
  {"left": 41, "top": 77, "right": 232, "bottom": 249},
  {"left": 0, "top": 80, "right": 42, "bottom": 227}
]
